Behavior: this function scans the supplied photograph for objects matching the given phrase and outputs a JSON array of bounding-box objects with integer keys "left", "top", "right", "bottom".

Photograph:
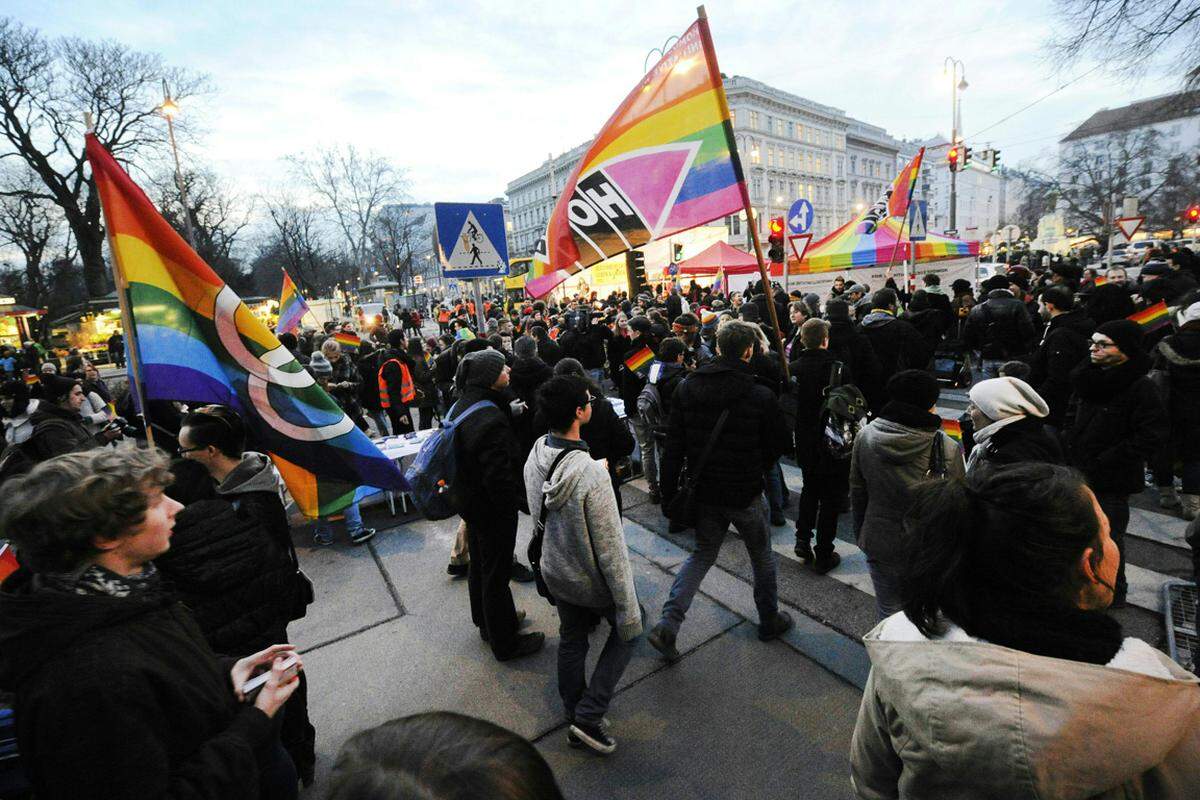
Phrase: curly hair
[{"left": 0, "top": 445, "right": 173, "bottom": 574}]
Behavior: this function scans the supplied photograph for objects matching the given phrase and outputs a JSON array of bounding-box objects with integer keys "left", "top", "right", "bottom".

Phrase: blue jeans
[
  {"left": 866, "top": 557, "right": 904, "bottom": 620},
  {"left": 587, "top": 367, "right": 605, "bottom": 386},
  {"left": 315, "top": 501, "right": 363, "bottom": 542},
  {"left": 368, "top": 410, "right": 390, "bottom": 437},
  {"left": 558, "top": 602, "right": 636, "bottom": 727},
  {"left": 660, "top": 496, "right": 778, "bottom": 632}
]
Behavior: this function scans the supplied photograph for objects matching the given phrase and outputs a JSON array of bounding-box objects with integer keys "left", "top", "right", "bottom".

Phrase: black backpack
[
  {"left": 0, "top": 418, "right": 77, "bottom": 486},
  {"left": 818, "top": 362, "right": 868, "bottom": 461}
]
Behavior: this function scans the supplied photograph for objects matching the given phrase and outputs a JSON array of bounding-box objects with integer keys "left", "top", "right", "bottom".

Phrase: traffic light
[
  {"left": 947, "top": 146, "right": 960, "bottom": 172},
  {"left": 625, "top": 249, "right": 647, "bottom": 295},
  {"left": 673, "top": 242, "right": 683, "bottom": 261},
  {"left": 961, "top": 146, "right": 973, "bottom": 168},
  {"left": 1186, "top": 205, "right": 1200, "bottom": 224},
  {"left": 991, "top": 149, "right": 1002, "bottom": 172},
  {"left": 767, "top": 216, "right": 785, "bottom": 263}
]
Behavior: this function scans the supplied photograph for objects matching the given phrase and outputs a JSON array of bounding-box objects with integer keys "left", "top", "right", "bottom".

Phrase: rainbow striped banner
[
  {"left": 333, "top": 331, "right": 361, "bottom": 351},
  {"left": 277, "top": 270, "right": 310, "bottom": 334},
  {"left": 940, "top": 417, "right": 963, "bottom": 441},
  {"left": 526, "top": 13, "right": 745, "bottom": 298},
  {"left": 86, "top": 134, "right": 405, "bottom": 518},
  {"left": 1129, "top": 300, "right": 1170, "bottom": 332},
  {"left": 623, "top": 344, "right": 655, "bottom": 376},
  {"left": 1093, "top": 275, "right": 1108, "bottom": 287}
]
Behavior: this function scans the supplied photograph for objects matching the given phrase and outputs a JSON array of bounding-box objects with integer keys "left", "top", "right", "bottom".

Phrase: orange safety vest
[{"left": 378, "top": 358, "right": 415, "bottom": 408}]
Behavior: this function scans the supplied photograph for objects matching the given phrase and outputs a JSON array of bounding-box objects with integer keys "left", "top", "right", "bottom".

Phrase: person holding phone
[{"left": 0, "top": 446, "right": 303, "bottom": 799}]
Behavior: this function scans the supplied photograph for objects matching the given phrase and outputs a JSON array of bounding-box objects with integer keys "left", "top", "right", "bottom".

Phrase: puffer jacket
[
  {"left": 1028, "top": 308, "right": 1094, "bottom": 427},
  {"left": 852, "top": 612, "right": 1200, "bottom": 800},
  {"left": 660, "top": 356, "right": 788, "bottom": 509},
  {"left": 1064, "top": 355, "right": 1168, "bottom": 496},
  {"left": 1154, "top": 329, "right": 1200, "bottom": 454},
  {"left": 155, "top": 498, "right": 298, "bottom": 655},
  {"left": 850, "top": 404, "right": 965, "bottom": 565}
]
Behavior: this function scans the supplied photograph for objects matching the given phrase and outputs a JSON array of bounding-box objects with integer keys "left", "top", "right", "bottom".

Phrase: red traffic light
[
  {"left": 1187, "top": 205, "right": 1200, "bottom": 223},
  {"left": 947, "top": 147, "right": 959, "bottom": 169},
  {"left": 768, "top": 216, "right": 784, "bottom": 236}
]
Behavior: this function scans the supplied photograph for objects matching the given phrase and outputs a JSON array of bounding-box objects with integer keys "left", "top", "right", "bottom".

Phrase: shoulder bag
[{"left": 665, "top": 408, "right": 731, "bottom": 527}]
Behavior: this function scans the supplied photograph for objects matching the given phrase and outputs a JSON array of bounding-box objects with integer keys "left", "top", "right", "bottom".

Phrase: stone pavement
[{"left": 291, "top": 492, "right": 864, "bottom": 799}]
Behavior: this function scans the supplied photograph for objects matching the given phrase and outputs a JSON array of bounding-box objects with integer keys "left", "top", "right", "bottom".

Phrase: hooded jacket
[
  {"left": 25, "top": 401, "right": 102, "bottom": 462},
  {"left": 851, "top": 612, "right": 1200, "bottom": 800},
  {"left": 1029, "top": 308, "right": 1095, "bottom": 427},
  {"left": 216, "top": 453, "right": 297, "bottom": 575},
  {"left": 850, "top": 406, "right": 965, "bottom": 565},
  {"left": 524, "top": 437, "right": 641, "bottom": 641},
  {"left": 451, "top": 385, "right": 526, "bottom": 521},
  {"left": 1154, "top": 329, "right": 1200, "bottom": 452},
  {"left": 963, "top": 289, "right": 1037, "bottom": 359},
  {"left": 828, "top": 317, "right": 884, "bottom": 411},
  {"left": 0, "top": 570, "right": 273, "bottom": 799},
  {"left": 859, "top": 312, "right": 933, "bottom": 404}
]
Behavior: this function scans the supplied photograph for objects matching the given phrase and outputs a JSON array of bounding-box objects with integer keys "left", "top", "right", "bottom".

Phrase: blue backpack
[{"left": 404, "top": 400, "right": 496, "bottom": 520}]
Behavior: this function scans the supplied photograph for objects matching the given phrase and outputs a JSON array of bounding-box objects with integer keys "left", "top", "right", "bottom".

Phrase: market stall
[{"left": 0, "top": 299, "right": 46, "bottom": 350}]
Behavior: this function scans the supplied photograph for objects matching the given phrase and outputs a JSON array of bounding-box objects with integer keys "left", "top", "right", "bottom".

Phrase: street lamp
[
  {"left": 943, "top": 57, "right": 968, "bottom": 232},
  {"left": 159, "top": 79, "right": 196, "bottom": 248}
]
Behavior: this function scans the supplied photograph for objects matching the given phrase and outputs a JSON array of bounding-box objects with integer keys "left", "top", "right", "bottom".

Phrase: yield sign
[
  {"left": 788, "top": 233, "right": 813, "bottom": 264},
  {"left": 1115, "top": 216, "right": 1144, "bottom": 242}
]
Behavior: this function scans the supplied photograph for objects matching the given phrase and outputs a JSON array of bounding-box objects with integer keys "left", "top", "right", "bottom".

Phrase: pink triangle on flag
[{"left": 602, "top": 147, "right": 693, "bottom": 234}]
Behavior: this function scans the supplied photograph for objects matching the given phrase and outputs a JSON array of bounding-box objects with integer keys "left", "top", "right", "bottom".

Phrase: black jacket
[
  {"left": 0, "top": 571, "right": 274, "bottom": 799},
  {"left": 580, "top": 396, "right": 634, "bottom": 464},
  {"left": 1154, "top": 329, "right": 1200, "bottom": 453},
  {"left": 1084, "top": 283, "right": 1136, "bottom": 326},
  {"left": 536, "top": 337, "right": 563, "bottom": 368},
  {"left": 25, "top": 402, "right": 102, "bottom": 462},
  {"left": 1028, "top": 309, "right": 1095, "bottom": 427},
  {"left": 452, "top": 386, "right": 526, "bottom": 521},
  {"left": 971, "top": 416, "right": 1066, "bottom": 470},
  {"left": 963, "top": 290, "right": 1036, "bottom": 359},
  {"left": 617, "top": 334, "right": 660, "bottom": 410},
  {"left": 510, "top": 355, "right": 553, "bottom": 455},
  {"left": 661, "top": 356, "right": 788, "bottom": 509},
  {"left": 859, "top": 312, "right": 933, "bottom": 404},
  {"left": 900, "top": 308, "right": 950, "bottom": 352},
  {"left": 828, "top": 318, "right": 883, "bottom": 409},
  {"left": 1064, "top": 355, "right": 1168, "bottom": 495},
  {"left": 665, "top": 293, "right": 683, "bottom": 322},
  {"left": 788, "top": 348, "right": 846, "bottom": 471},
  {"left": 156, "top": 499, "right": 298, "bottom": 656}
]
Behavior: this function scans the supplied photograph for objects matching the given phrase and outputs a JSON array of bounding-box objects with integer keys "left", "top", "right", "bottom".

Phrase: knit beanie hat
[
  {"left": 308, "top": 352, "right": 333, "bottom": 377},
  {"left": 826, "top": 299, "right": 850, "bottom": 320},
  {"left": 40, "top": 373, "right": 79, "bottom": 403},
  {"left": 455, "top": 348, "right": 506, "bottom": 390},
  {"left": 887, "top": 369, "right": 940, "bottom": 410},
  {"left": 968, "top": 376, "right": 1049, "bottom": 423},
  {"left": 1096, "top": 319, "right": 1144, "bottom": 357},
  {"left": 1177, "top": 300, "right": 1200, "bottom": 329}
]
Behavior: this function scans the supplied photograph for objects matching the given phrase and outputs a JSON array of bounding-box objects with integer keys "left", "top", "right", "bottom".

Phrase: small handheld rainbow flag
[
  {"left": 277, "top": 270, "right": 310, "bottom": 334},
  {"left": 623, "top": 345, "right": 654, "bottom": 376},
  {"left": 23, "top": 372, "right": 38, "bottom": 386},
  {"left": 712, "top": 269, "right": 726, "bottom": 296},
  {"left": 1093, "top": 275, "right": 1108, "bottom": 287},
  {"left": 940, "top": 418, "right": 963, "bottom": 441},
  {"left": 333, "top": 331, "right": 361, "bottom": 351},
  {"left": 1128, "top": 301, "right": 1170, "bottom": 333},
  {"left": 0, "top": 542, "right": 18, "bottom": 582}
]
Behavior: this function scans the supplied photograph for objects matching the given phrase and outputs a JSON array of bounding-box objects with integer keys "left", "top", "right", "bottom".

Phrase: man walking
[
  {"left": 452, "top": 349, "right": 544, "bottom": 660},
  {"left": 1064, "top": 320, "right": 1167, "bottom": 607},
  {"left": 1029, "top": 284, "right": 1094, "bottom": 428},
  {"left": 648, "top": 321, "right": 793, "bottom": 660},
  {"left": 525, "top": 375, "right": 642, "bottom": 755}
]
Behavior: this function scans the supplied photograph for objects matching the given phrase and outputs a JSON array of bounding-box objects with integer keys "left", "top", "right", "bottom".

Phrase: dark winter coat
[
  {"left": 579, "top": 396, "right": 634, "bottom": 465},
  {"left": 607, "top": 333, "right": 631, "bottom": 388},
  {"left": 408, "top": 355, "right": 437, "bottom": 409},
  {"left": 536, "top": 336, "right": 563, "bottom": 368},
  {"left": 452, "top": 385, "right": 527, "bottom": 521},
  {"left": 1140, "top": 271, "right": 1199, "bottom": 306},
  {"left": 1028, "top": 308, "right": 1095, "bottom": 427},
  {"left": 379, "top": 348, "right": 416, "bottom": 410},
  {"left": 660, "top": 356, "right": 788, "bottom": 509},
  {"left": 617, "top": 334, "right": 660, "bottom": 410},
  {"left": 1064, "top": 355, "right": 1168, "bottom": 496},
  {"left": 828, "top": 318, "right": 883, "bottom": 410},
  {"left": 155, "top": 498, "right": 298, "bottom": 656},
  {"left": 1153, "top": 329, "right": 1200, "bottom": 455},
  {"left": 665, "top": 293, "right": 683, "bottom": 322},
  {"left": 788, "top": 347, "right": 848, "bottom": 471},
  {"left": 969, "top": 416, "right": 1066, "bottom": 470},
  {"left": 510, "top": 355, "right": 553, "bottom": 455},
  {"left": 357, "top": 347, "right": 387, "bottom": 412},
  {"left": 25, "top": 402, "right": 102, "bottom": 462},
  {"left": 1084, "top": 283, "right": 1135, "bottom": 326},
  {"left": 901, "top": 308, "right": 950, "bottom": 352},
  {"left": 860, "top": 311, "right": 933, "bottom": 404},
  {"left": 962, "top": 290, "right": 1036, "bottom": 359},
  {"left": 0, "top": 570, "right": 274, "bottom": 799}
]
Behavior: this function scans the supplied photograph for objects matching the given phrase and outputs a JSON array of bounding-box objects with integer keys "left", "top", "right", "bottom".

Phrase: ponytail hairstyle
[{"left": 901, "top": 462, "right": 1123, "bottom": 664}]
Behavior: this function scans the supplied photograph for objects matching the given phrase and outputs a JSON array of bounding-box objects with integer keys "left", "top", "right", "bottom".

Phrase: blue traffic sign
[
  {"left": 787, "top": 199, "right": 814, "bottom": 235},
  {"left": 434, "top": 202, "right": 510, "bottom": 278},
  {"left": 907, "top": 200, "right": 928, "bottom": 242}
]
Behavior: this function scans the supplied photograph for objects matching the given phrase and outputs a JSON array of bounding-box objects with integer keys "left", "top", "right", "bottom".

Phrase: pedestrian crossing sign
[
  {"left": 908, "top": 200, "right": 927, "bottom": 242},
  {"left": 434, "top": 202, "right": 510, "bottom": 278}
]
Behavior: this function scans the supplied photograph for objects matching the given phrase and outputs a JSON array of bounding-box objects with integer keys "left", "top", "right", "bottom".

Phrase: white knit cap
[
  {"left": 1177, "top": 301, "right": 1200, "bottom": 328},
  {"left": 968, "top": 376, "right": 1049, "bottom": 422}
]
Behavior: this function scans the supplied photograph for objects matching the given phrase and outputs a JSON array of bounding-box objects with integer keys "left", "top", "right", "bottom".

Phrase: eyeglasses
[
  {"left": 582, "top": 394, "right": 595, "bottom": 407},
  {"left": 1089, "top": 338, "right": 1117, "bottom": 350},
  {"left": 177, "top": 444, "right": 208, "bottom": 455}
]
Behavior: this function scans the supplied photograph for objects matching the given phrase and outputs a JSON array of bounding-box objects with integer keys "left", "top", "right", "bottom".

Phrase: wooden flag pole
[
  {"left": 85, "top": 120, "right": 155, "bottom": 448},
  {"left": 696, "top": 5, "right": 789, "bottom": 379}
]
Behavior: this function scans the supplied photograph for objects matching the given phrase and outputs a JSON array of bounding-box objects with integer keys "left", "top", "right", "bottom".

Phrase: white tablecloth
[{"left": 373, "top": 428, "right": 437, "bottom": 461}]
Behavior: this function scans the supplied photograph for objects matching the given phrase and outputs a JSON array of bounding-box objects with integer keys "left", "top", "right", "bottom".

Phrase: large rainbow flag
[
  {"left": 783, "top": 149, "right": 978, "bottom": 274},
  {"left": 86, "top": 134, "right": 406, "bottom": 518},
  {"left": 526, "top": 13, "right": 745, "bottom": 298},
  {"left": 277, "top": 270, "right": 309, "bottom": 334}
]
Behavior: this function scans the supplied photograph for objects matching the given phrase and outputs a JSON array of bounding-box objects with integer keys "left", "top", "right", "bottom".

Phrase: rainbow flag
[
  {"left": 0, "top": 542, "right": 18, "bottom": 582},
  {"left": 333, "top": 331, "right": 361, "bottom": 351},
  {"left": 1129, "top": 301, "right": 1170, "bottom": 332},
  {"left": 86, "top": 134, "right": 405, "bottom": 518},
  {"left": 23, "top": 373, "right": 37, "bottom": 386},
  {"left": 1093, "top": 275, "right": 1108, "bottom": 287},
  {"left": 277, "top": 270, "right": 310, "bottom": 334},
  {"left": 623, "top": 345, "right": 655, "bottom": 376},
  {"left": 526, "top": 13, "right": 745, "bottom": 298},
  {"left": 940, "top": 418, "right": 963, "bottom": 441},
  {"left": 711, "top": 268, "right": 726, "bottom": 296}
]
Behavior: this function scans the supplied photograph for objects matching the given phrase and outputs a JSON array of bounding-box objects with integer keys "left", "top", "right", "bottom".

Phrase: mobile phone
[
  {"left": 403, "top": 431, "right": 419, "bottom": 440},
  {"left": 242, "top": 654, "right": 300, "bottom": 696}
]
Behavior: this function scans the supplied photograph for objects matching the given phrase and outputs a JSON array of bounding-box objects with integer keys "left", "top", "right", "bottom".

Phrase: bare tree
[
  {"left": 153, "top": 167, "right": 253, "bottom": 291},
  {"left": 287, "top": 144, "right": 406, "bottom": 277},
  {"left": 1049, "top": 1, "right": 1200, "bottom": 86},
  {"left": 0, "top": 18, "right": 206, "bottom": 297},
  {"left": 369, "top": 204, "right": 430, "bottom": 293},
  {"left": 263, "top": 194, "right": 333, "bottom": 296},
  {"left": 0, "top": 163, "right": 62, "bottom": 308}
]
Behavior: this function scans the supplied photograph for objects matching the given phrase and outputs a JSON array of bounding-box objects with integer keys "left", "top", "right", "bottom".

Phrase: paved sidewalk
[{"left": 291, "top": 500, "right": 863, "bottom": 798}]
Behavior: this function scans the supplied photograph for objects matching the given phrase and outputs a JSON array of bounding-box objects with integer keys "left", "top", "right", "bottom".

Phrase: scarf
[
  {"left": 1069, "top": 353, "right": 1150, "bottom": 403},
  {"left": 42, "top": 562, "right": 161, "bottom": 598}
]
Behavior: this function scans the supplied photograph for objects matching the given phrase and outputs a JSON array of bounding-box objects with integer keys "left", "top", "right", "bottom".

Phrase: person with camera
[
  {"left": 24, "top": 373, "right": 124, "bottom": 462},
  {"left": 0, "top": 446, "right": 303, "bottom": 799}
]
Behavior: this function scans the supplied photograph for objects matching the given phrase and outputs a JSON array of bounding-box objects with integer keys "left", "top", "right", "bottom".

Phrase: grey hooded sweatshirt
[
  {"left": 524, "top": 437, "right": 642, "bottom": 641},
  {"left": 851, "top": 612, "right": 1200, "bottom": 799}
]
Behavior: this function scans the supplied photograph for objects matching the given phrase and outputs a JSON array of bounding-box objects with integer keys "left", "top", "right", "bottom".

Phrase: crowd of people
[{"left": 2, "top": 242, "right": 1200, "bottom": 797}]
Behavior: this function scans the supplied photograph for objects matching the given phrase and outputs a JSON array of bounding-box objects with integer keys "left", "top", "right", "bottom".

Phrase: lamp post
[
  {"left": 159, "top": 79, "right": 196, "bottom": 249},
  {"left": 943, "top": 57, "right": 968, "bottom": 233}
]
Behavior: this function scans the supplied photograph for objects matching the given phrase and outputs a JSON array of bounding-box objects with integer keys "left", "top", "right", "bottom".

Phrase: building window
[
  {"left": 787, "top": 121, "right": 794, "bottom": 138},
  {"left": 731, "top": 109, "right": 738, "bottom": 126},
  {"left": 749, "top": 110, "right": 760, "bottom": 130},
  {"left": 836, "top": 157, "right": 844, "bottom": 177},
  {"left": 765, "top": 114, "right": 773, "bottom": 133}
]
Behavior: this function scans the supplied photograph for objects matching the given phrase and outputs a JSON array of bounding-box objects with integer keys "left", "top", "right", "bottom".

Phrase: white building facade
[
  {"left": 504, "top": 74, "right": 901, "bottom": 258},
  {"left": 898, "top": 138, "right": 1019, "bottom": 242},
  {"left": 1059, "top": 90, "right": 1200, "bottom": 166}
]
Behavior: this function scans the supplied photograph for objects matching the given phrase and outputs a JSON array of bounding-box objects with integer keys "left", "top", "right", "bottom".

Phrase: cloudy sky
[{"left": 11, "top": 0, "right": 1183, "bottom": 204}]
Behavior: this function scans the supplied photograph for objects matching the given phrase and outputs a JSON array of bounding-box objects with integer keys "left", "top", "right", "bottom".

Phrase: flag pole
[
  {"left": 85, "top": 121, "right": 156, "bottom": 448},
  {"left": 696, "top": 5, "right": 789, "bottom": 379},
  {"left": 883, "top": 149, "right": 924, "bottom": 304}
]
